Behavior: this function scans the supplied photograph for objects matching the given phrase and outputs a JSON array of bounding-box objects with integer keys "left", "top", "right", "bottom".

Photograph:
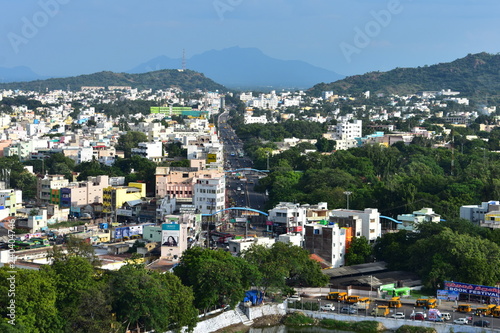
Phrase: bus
[
  {"left": 457, "top": 304, "right": 472, "bottom": 313},
  {"left": 354, "top": 297, "right": 371, "bottom": 310},
  {"left": 415, "top": 298, "right": 437, "bottom": 308},
  {"left": 326, "top": 291, "right": 347, "bottom": 301},
  {"left": 388, "top": 296, "right": 402, "bottom": 308},
  {"left": 474, "top": 304, "right": 496, "bottom": 316},
  {"left": 346, "top": 295, "right": 361, "bottom": 304}
]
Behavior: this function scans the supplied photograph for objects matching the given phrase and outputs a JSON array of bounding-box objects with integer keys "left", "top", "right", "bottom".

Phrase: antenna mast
[{"left": 182, "top": 49, "right": 186, "bottom": 70}]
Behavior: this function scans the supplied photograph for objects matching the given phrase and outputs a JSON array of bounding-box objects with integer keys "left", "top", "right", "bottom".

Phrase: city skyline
[{"left": 0, "top": 0, "right": 499, "bottom": 80}]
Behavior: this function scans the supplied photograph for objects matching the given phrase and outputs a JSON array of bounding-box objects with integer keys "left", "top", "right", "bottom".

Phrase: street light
[{"left": 343, "top": 191, "right": 352, "bottom": 210}]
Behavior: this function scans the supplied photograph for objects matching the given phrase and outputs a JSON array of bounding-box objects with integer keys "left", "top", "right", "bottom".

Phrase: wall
[{"left": 288, "top": 308, "right": 499, "bottom": 333}]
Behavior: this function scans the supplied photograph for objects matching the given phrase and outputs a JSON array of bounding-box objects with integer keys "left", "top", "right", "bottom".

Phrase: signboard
[
  {"left": 162, "top": 223, "right": 180, "bottom": 247},
  {"left": 444, "top": 281, "right": 500, "bottom": 298},
  {"left": 437, "top": 289, "right": 460, "bottom": 301},
  {"left": 207, "top": 153, "right": 217, "bottom": 163},
  {"left": 234, "top": 218, "right": 247, "bottom": 223},
  {"left": 266, "top": 220, "right": 273, "bottom": 226}
]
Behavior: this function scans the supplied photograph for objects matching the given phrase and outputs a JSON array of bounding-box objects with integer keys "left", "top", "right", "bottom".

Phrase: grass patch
[
  {"left": 49, "top": 220, "right": 86, "bottom": 229},
  {"left": 319, "top": 319, "right": 381, "bottom": 333},
  {"left": 396, "top": 325, "right": 436, "bottom": 333},
  {"left": 283, "top": 312, "right": 315, "bottom": 326}
]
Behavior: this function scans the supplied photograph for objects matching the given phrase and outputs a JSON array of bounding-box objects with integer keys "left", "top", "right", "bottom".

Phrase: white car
[
  {"left": 320, "top": 303, "right": 335, "bottom": 311},
  {"left": 391, "top": 312, "right": 405, "bottom": 319},
  {"left": 454, "top": 318, "right": 469, "bottom": 325},
  {"left": 287, "top": 295, "right": 301, "bottom": 303}
]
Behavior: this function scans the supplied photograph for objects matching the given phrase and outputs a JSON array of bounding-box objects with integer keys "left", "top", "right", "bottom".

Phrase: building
[
  {"left": 59, "top": 175, "right": 110, "bottom": 210},
  {"left": 267, "top": 202, "right": 307, "bottom": 237},
  {"left": 131, "top": 141, "right": 164, "bottom": 162},
  {"left": 160, "top": 214, "right": 201, "bottom": 260},
  {"left": 396, "top": 207, "right": 441, "bottom": 231},
  {"left": 460, "top": 201, "right": 500, "bottom": 226},
  {"left": 37, "top": 174, "right": 69, "bottom": 206},
  {"left": 304, "top": 222, "right": 351, "bottom": 268},
  {"left": 193, "top": 173, "right": 225, "bottom": 215},
  {"left": 329, "top": 208, "right": 381, "bottom": 242},
  {"left": 102, "top": 183, "right": 146, "bottom": 216}
]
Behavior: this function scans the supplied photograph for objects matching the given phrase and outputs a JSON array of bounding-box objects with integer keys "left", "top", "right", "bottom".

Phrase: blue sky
[{"left": 0, "top": 0, "right": 499, "bottom": 78}]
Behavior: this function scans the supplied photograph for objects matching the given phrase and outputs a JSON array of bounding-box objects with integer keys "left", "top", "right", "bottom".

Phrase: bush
[
  {"left": 283, "top": 312, "right": 314, "bottom": 326},
  {"left": 396, "top": 325, "right": 436, "bottom": 333}
]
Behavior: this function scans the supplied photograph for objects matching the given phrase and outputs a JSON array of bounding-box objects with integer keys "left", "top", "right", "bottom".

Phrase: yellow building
[{"left": 102, "top": 182, "right": 146, "bottom": 213}]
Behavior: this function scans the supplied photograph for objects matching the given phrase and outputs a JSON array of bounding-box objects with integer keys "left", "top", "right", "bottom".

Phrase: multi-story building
[
  {"left": 160, "top": 214, "right": 201, "bottom": 260},
  {"left": 326, "top": 120, "right": 362, "bottom": 150},
  {"left": 396, "top": 207, "right": 441, "bottom": 231},
  {"left": 59, "top": 175, "right": 110, "bottom": 209},
  {"left": 304, "top": 222, "right": 352, "bottom": 268},
  {"left": 37, "top": 174, "right": 69, "bottom": 206},
  {"left": 267, "top": 202, "right": 308, "bottom": 236},
  {"left": 193, "top": 173, "right": 225, "bottom": 215},
  {"left": 0, "top": 189, "right": 22, "bottom": 220},
  {"left": 131, "top": 141, "right": 164, "bottom": 162},
  {"left": 329, "top": 208, "right": 381, "bottom": 242},
  {"left": 102, "top": 183, "right": 146, "bottom": 215},
  {"left": 460, "top": 201, "right": 500, "bottom": 225}
]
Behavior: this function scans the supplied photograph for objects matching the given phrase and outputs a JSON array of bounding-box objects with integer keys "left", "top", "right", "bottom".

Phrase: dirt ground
[{"left": 213, "top": 315, "right": 284, "bottom": 333}]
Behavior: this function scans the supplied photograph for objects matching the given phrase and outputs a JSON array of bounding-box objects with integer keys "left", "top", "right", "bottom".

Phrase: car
[
  {"left": 441, "top": 312, "right": 451, "bottom": 321},
  {"left": 410, "top": 312, "right": 425, "bottom": 321},
  {"left": 340, "top": 306, "right": 357, "bottom": 314},
  {"left": 453, "top": 318, "right": 469, "bottom": 325},
  {"left": 473, "top": 320, "right": 490, "bottom": 327},
  {"left": 320, "top": 303, "right": 335, "bottom": 311},
  {"left": 391, "top": 312, "right": 405, "bottom": 319},
  {"left": 287, "top": 295, "right": 301, "bottom": 303}
]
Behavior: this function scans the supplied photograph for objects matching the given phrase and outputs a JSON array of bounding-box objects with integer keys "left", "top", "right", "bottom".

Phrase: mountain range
[
  {"left": 308, "top": 52, "right": 500, "bottom": 100},
  {"left": 128, "top": 46, "right": 344, "bottom": 90}
]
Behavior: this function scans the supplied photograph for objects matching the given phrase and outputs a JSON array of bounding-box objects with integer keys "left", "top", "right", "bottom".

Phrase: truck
[
  {"left": 371, "top": 305, "right": 389, "bottom": 317},
  {"left": 428, "top": 309, "right": 443, "bottom": 322}
]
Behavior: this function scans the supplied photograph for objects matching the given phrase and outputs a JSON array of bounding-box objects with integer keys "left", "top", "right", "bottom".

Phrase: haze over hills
[
  {"left": 308, "top": 52, "right": 500, "bottom": 100},
  {"left": 0, "top": 66, "right": 48, "bottom": 83},
  {"left": 128, "top": 46, "right": 344, "bottom": 90},
  {"left": 0, "top": 69, "right": 227, "bottom": 92}
]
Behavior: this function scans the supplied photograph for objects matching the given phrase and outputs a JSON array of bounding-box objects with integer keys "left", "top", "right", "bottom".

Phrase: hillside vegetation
[
  {"left": 309, "top": 52, "right": 500, "bottom": 100},
  {"left": 0, "top": 69, "right": 227, "bottom": 92}
]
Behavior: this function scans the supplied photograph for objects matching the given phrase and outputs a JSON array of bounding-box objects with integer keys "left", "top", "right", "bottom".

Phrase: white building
[
  {"left": 460, "top": 201, "right": 500, "bottom": 225},
  {"left": 328, "top": 120, "right": 362, "bottom": 150},
  {"left": 329, "top": 208, "right": 381, "bottom": 242},
  {"left": 131, "top": 142, "right": 163, "bottom": 161},
  {"left": 396, "top": 207, "right": 441, "bottom": 231},
  {"left": 267, "top": 202, "right": 308, "bottom": 237},
  {"left": 193, "top": 174, "right": 225, "bottom": 215},
  {"left": 304, "top": 222, "right": 347, "bottom": 268}
]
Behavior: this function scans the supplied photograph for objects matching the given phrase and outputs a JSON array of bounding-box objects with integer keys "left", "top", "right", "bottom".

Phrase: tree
[
  {"left": 116, "top": 131, "right": 148, "bottom": 158},
  {"left": 110, "top": 265, "right": 197, "bottom": 332},
  {"left": 173, "top": 247, "right": 258, "bottom": 314},
  {"left": 345, "top": 236, "right": 372, "bottom": 265},
  {"left": 0, "top": 267, "right": 62, "bottom": 333}
]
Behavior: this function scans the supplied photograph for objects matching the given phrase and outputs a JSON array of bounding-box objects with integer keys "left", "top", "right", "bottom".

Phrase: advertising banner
[
  {"left": 162, "top": 224, "right": 180, "bottom": 247},
  {"left": 437, "top": 289, "right": 460, "bottom": 301},
  {"left": 444, "top": 281, "right": 500, "bottom": 298}
]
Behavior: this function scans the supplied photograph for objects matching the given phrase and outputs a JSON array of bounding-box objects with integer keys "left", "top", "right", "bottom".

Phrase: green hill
[
  {"left": 309, "top": 52, "right": 500, "bottom": 99},
  {"left": 0, "top": 69, "right": 227, "bottom": 92}
]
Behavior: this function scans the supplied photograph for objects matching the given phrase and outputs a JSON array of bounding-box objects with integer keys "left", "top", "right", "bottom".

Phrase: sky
[{"left": 0, "top": 0, "right": 499, "bottom": 79}]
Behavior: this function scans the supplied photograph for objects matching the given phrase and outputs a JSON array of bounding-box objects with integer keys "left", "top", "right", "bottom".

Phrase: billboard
[
  {"left": 162, "top": 223, "right": 180, "bottom": 247},
  {"left": 444, "top": 281, "right": 500, "bottom": 298},
  {"left": 437, "top": 289, "right": 460, "bottom": 301}
]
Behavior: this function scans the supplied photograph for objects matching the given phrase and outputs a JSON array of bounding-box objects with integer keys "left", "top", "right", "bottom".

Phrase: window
[
  {"left": 314, "top": 229, "right": 319, "bottom": 234},
  {"left": 370, "top": 229, "right": 375, "bottom": 233}
]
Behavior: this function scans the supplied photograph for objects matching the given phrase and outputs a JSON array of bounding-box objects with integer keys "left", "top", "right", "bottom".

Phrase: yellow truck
[{"left": 371, "top": 305, "right": 390, "bottom": 317}]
